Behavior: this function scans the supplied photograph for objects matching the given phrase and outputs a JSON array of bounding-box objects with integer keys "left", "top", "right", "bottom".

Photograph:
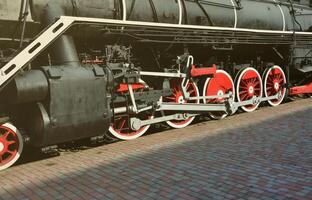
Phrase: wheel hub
[
  {"left": 177, "top": 95, "right": 185, "bottom": 104},
  {"left": 274, "top": 81, "right": 279, "bottom": 91},
  {"left": 248, "top": 85, "right": 255, "bottom": 96},
  {"left": 0, "top": 141, "right": 4, "bottom": 153},
  {"left": 217, "top": 90, "right": 224, "bottom": 100}
]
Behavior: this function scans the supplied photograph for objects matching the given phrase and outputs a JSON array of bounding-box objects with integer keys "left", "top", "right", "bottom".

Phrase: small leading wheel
[
  {"left": 235, "top": 67, "right": 263, "bottom": 112},
  {"left": 263, "top": 65, "right": 286, "bottom": 106},
  {"left": 203, "top": 70, "right": 235, "bottom": 120},
  {"left": 109, "top": 83, "right": 153, "bottom": 140},
  {"left": 162, "top": 79, "right": 200, "bottom": 129},
  {"left": 0, "top": 123, "right": 23, "bottom": 171}
]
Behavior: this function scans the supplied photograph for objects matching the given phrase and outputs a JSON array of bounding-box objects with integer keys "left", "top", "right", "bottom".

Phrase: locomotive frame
[{"left": 0, "top": 0, "right": 311, "bottom": 170}]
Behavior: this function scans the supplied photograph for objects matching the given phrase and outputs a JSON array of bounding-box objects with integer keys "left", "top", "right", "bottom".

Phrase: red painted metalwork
[
  {"left": 117, "top": 83, "right": 145, "bottom": 93},
  {"left": 203, "top": 70, "right": 235, "bottom": 119},
  {"left": 190, "top": 64, "right": 217, "bottom": 77},
  {"left": 0, "top": 126, "right": 19, "bottom": 167},
  {"left": 263, "top": 66, "right": 286, "bottom": 106},
  {"left": 109, "top": 83, "right": 152, "bottom": 140},
  {"left": 290, "top": 82, "right": 312, "bottom": 95},
  {"left": 236, "top": 67, "right": 263, "bottom": 112},
  {"left": 162, "top": 79, "right": 199, "bottom": 128}
]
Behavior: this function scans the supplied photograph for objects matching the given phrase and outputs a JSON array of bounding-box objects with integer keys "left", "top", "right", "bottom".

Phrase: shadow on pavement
[{"left": 1, "top": 107, "right": 312, "bottom": 200}]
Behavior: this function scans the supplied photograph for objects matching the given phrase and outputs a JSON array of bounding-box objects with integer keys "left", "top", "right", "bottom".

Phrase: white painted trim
[
  {"left": 230, "top": 0, "right": 238, "bottom": 29},
  {"left": 63, "top": 16, "right": 312, "bottom": 35},
  {"left": 122, "top": 0, "right": 126, "bottom": 21},
  {"left": 177, "top": 0, "right": 183, "bottom": 25},
  {"left": 273, "top": 0, "right": 286, "bottom": 31}
]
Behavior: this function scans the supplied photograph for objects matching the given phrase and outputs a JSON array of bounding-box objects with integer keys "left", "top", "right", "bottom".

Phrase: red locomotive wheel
[
  {"left": 162, "top": 79, "right": 199, "bottom": 129},
  {"left": 235, "top": 67, "right": 263, "bottom": 112},
  {"left": 263, "top": 65, "right": 286, "bottom": 106},
  {"left": 0, "top": 123, "right": 23, "bottom": 171},
  {"left": 109, "top": 82, "right": 153, "bottom": 140},
  {"left": 203, "top": 70, "right": 235, "bottom": 119}
]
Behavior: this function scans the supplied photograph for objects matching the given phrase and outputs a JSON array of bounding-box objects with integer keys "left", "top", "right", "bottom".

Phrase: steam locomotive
[{"left": 0, "top": 0, "right": 311, "bottom": 170}]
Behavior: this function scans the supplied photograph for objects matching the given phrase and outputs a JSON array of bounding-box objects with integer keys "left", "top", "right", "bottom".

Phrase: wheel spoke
[
  {"left": 173, "top": 87, "right": 180, "bottom": 94},
  {"left": 240, "top": 93, "right": 249, "bottom": 100},
  {"left": 241, "top": 81, "right": 248, "bottom": 87},
  {"left": 186, "top": 84, "right": 191, "bottom": 90},
  {"left": 165, "top": 96, "right": 176, "bottom": 101},
  {"left": 6, "top": 140, "right": 16, "bottom": 145},
  {"left": 1, "top": 131, "right": 10, "bottom": 139},
  {"left": 188, "top": 89, "right": 195, "bottom": 95},
  {"left": 250, "top": 78, "right": 255, "bottom": 84},
  {"left": 268, "top": 76, "right": 274, "bottom": 82},
  {"left": 267, "top": 90, "right": 273, "bottom": 96},
  {"left": 6, "top": 150, "right": 15, "bottom": 155},
  {"left": 118, "top": 119, "right": 126, "bottom": 130},
  {"left": 276, "top": 73, "right": 282, "bottom": 80}
]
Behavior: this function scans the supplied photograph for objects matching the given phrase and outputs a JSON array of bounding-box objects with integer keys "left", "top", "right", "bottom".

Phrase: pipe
[{"left": 42, "top": 3, "right": 80, "bottom": 66}]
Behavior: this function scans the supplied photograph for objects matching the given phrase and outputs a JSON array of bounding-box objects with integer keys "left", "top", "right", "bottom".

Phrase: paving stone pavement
[{"left": 0, "top": 98, "right": 312, "bottom": 200}]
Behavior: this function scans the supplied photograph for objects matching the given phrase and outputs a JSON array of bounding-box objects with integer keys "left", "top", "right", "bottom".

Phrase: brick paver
[{"left": 0, "top": 98, "right": 312, "bottom": 200}]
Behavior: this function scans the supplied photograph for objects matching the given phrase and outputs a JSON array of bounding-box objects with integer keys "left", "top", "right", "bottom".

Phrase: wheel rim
[
  {"left": 264, "top": 65, "right": 286, "bottom": 106},
  {"left": 0, "top": 123, "right": 23, "bottom": 171},
  {"left": 109, "top": 115, "right": 152, "bottom": 141},
  {"left": 109, "top": 83, "right": 152, "bottom": 140},
  {"left": 203, "top": 70, "right": 235, "bottom": 119},
  {"left": 236, "top": 67, "right": 263, "bottom": 112},
  {"left": 162, "top": 79, "right": 199, "bottom": 129}
]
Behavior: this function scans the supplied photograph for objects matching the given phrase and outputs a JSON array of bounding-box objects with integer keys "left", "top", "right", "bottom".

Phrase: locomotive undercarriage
[
  {"left": 109, "top": 54, "right": 284, "bottom": 134},
  {"left": 0, "top": 16, "right": 311, "bottom": 170}
]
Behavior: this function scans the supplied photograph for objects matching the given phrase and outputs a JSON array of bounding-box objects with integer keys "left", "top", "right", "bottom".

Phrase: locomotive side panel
[
  {"left": 237, "top": 0, "right": 284, "bottom": 30},
  {"left": 198, "top": 0, "right": 236, "bottom": 27},
  {"left": 125, "top": 0, "right": 180, "bottom": 23},
  {"left": 30, "top": 0, "right": 119, "bottom": 22}
]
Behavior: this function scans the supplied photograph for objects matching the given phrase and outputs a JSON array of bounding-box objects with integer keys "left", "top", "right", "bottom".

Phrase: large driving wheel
[
  {"left": 203, "top": 70, "right": 235, "bottom": 119},
  {"left": 109, "top": 83, "right": 153, "bottom": 140},
  {"left": 0, "top": 123, "right": 23, "bottom": 171},
  {"left": 235, "top": 67, "right": 263, "bottom": 112},
  {"left": 162, "top": 79, "right": 200, "bottom": 129},
  {"left": 263, "top": 65, "right": 286, "bottom": 106}
]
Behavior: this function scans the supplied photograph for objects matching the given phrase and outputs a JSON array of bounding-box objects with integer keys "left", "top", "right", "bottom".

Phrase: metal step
[{"left": 298, "top": 65, "right": 312, "bottom": 73}]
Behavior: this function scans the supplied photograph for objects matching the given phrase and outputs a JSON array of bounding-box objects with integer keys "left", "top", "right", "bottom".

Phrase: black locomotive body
[{"left": 0, "top": 0, "right": 311, "bottom": 170}]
